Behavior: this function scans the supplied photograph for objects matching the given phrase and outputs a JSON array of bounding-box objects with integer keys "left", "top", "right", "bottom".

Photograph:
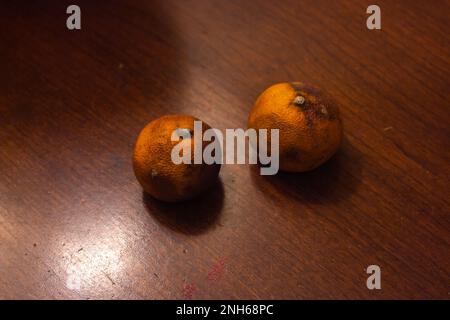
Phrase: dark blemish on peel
[
  {"left": 290, "top": 82, "right": 337, "bottom": 121},
  {"left": 290, "top": 82, "right": 304, "bottom": 95},
  {"left": 304, "top": 110, "right": 315, "bottom": 128}
]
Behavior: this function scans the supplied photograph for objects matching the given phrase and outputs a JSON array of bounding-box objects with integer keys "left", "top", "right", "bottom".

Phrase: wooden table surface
[{"left": 0, "top": 0, "right": 449, "bottom": 300}]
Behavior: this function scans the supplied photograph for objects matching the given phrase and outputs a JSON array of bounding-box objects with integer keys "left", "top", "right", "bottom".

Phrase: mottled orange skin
[
  {"left": 248, "top": 82, "right": 343, "bottom": 172},
  {"left": 133, "top": 115, "right": 221, "bottom": 202}
]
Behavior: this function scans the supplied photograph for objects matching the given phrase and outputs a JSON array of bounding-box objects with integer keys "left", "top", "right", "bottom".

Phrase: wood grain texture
[{"left": 0, "top": 0, "right": 449, "bottom": 299}]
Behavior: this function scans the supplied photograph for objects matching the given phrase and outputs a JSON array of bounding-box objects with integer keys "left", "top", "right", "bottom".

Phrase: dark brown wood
[{"left": 0, "top": 0, "right": 449, "bottom": 299}]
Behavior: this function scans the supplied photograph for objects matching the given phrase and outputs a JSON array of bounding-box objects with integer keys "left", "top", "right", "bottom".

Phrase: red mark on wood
[
  {"left": 207, "top": 257, "right": 227, "bottom": 281},
  {"left": 182, "top": 282, "right": 197, "bottom": 299}
]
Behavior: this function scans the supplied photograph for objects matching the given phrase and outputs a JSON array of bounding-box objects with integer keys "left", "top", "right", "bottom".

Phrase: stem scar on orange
[
  {"left": 247, "top": 82, "right": 343, "bottom": 172},
  {"left": 133, "top": 115, "right": 221, "bottom": 202}
]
